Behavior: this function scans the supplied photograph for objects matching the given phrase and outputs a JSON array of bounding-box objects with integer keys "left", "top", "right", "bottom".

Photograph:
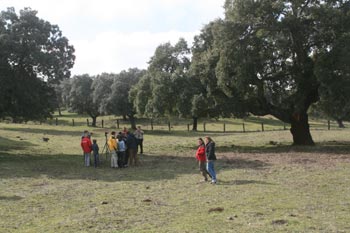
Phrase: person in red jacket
[
  {"left": 81, "top": 131, "right": 92, "bottom": 167},
  {"left": 195, "top": 138, "right": 210, "bottom": 182}
]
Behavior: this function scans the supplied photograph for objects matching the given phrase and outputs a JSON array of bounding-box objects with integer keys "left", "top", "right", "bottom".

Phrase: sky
[{"left": 0, "top": 0, "right": 224, "bottom": 76}]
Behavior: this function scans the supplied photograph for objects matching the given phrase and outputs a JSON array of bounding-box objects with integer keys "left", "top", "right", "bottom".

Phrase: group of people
[
  {"left": 80, "top": 126, "right": 144, "bottom": 168},
  {"left": 80, "top": 130, "right": 100, "bottom": 168},
  {"left": 108, "top": 126, "right": 144, "bottom": 168},
  {"left": 81, "top": 127, "right": 218, "bottom": 184},
  {"left": 195, "top": 136, "right": 217, "bottom": 184}
]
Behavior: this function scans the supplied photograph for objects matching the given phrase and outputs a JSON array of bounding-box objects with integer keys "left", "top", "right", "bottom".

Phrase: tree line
[{"left": 1, "top": 1, "right": 350, "bottom": 145}]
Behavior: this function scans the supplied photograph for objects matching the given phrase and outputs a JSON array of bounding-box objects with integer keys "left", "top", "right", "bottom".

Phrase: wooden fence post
[
  {"left": 87, "top": 119, "right": 89, "bottom": 126},
  {"left": 168, "top": 121, "right": 171, "bottom": 131},
  {"left": 223, "top": 123, "right": 226, "bottom": 133},
  {"left": 102, "top": 119, "right": 104, "bottom": 128},
  {"left": 187, "top": 124, "right": 190, "bottom": 132},
  {"left": 55, "top": 118, "right": 58, "bottom": 126},
  {"left": 243, "top": 123, "right": 245, "bottom": 133},
  {"left": 328, "top": 120, "right": 330, "bottom": 130},
  {"left": 151, "top": 119, "right": 153, "bottom": 131},
  {"left": 116, "top": 119, "right": 120, "bottom": 129},
  {"left": 261, "top": 122, "right": 264, "bottom": 132},
  {"left": 72, "top": 119, "right": 75, "bottom": 126},
  {"left": 203, "top": 122, "right": 206, "bottom": 132}
]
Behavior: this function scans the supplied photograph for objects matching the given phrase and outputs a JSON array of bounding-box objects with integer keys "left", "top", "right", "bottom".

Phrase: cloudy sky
[{"left": 0, "top": 0, "right": 224, "bottom": 75}]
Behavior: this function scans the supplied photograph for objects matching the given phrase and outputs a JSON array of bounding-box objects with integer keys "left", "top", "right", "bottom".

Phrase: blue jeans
[
  {"left": 84, "top": 153, "right": 90, "bottom": 167},
  {"left": 207, "top": 160, "right": 216, "bottom": 182},
  {"left": 94, "top": 153, "right": 99, "bottom": 168}
]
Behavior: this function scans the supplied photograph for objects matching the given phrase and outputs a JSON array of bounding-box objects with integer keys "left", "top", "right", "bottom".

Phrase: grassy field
[{"left": 1, "top": 118, "right": 350, "bottom": 232}]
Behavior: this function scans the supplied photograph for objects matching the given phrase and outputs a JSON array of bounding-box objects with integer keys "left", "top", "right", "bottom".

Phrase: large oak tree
[
  {"left": 0, "top": 7, "right": 75, "bottom": 121},
  {"left": 192, "top": 0, "right": 350, "bottom": 145}
]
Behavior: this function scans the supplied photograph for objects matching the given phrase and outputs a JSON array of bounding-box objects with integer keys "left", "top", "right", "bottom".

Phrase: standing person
[
  {"left": 134, "top": 126, "right": 144, "bottom": 154},
  {"left": 117, "top": 135, "right": 126, "bottom": 168},
  {"left": 126, "top": 131, "right": 138, "bottom": 166},
  {"left": 195, "top": 138, "right": 210, "bottom": 182},
  {"left": 81, "top": 131, "right": 92, "bottom": 167},
  {"left": 108, "top": 131, "right": 118, "bottom": 168},
  {"left": 205, "top": 136, "right": 217, "bottom": 184},
  {"left": 122, "top": 127, "right": 128, "bottom": 137},
  {"left": 92, "top": 139, "right": 100, "bottom": 168}
]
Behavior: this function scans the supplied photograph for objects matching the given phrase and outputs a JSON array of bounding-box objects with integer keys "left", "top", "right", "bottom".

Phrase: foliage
[
  {"left": 191, "top": 21, "right": 248, "bottom": 119},
  {"left": 191, "top": 0, "right": 350, "bottom": 145},
  {"left": 315, "top": 7, "right": 350, "bottom": 124},
  {"left": 91, "top": 73, "right": 114, "bottom": 115},
  {"left": 66, "top": 75, "right": 101, "bottom": 126},
  {"left": 0, "top": 7, "right": 75, "bottom": 121},
  {"left": 107, "top": 68, "right": 145, "bottom": 118},
  {"left": 132, "top": 38, "right": 192, "bottom": 118}
]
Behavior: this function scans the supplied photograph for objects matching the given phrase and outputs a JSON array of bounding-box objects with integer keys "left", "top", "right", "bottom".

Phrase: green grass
[{"left": 1, "top": 122, "right": 350, "bottom": 232}]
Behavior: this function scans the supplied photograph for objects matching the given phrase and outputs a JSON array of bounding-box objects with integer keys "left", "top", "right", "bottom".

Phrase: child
[{"left": 92, "top": 139, "right": 100, "bottom": 168}]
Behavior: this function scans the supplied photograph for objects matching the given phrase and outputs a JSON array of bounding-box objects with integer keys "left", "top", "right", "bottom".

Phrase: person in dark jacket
[
  {"left": 126, "top": 132, "right": 138, "bottom": 166},
  {"left": 205, "top": 136, "right": 217, "bottom": 184},
  {"left": 92, "top": 139, "right": 100, "bottom": 168}
]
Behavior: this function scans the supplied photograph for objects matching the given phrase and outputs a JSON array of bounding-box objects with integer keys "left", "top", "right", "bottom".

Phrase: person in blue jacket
[{"left": 205, "top": 136, "right": 217, "bottom": 184}]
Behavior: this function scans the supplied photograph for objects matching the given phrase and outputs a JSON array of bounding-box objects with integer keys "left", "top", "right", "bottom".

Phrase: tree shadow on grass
[
  {"left": 0, "top": 195, "right": 23, "bottom": 201},
  {"left": 217, "top": 141, "right": 350, "bottom": 155},
  {"left": 4, "top": 127, "right": 82, "bottom": 137},
  {"left": 220, "top": 157, "right": 269, "bottom": 170},
  {"left": 0, "top": 152, "right": 268, "bottom": 182},
  {"left": 0, "top": 136, "right": 36, "bottom": 152},
  {"left": 218, "top": 179, "right": 275, "bottom": 186}
]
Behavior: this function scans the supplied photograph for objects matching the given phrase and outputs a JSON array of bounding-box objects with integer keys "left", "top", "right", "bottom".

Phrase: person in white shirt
[{"left": 134, "top": 126, "right": 144, "bottom": 154}]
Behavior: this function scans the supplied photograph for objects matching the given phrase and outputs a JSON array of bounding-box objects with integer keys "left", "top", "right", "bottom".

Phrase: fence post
[
  {"left": 223, "top": 123, "right": 226, "bottom": 133},
  {"left": 203, "top": 122, "right": 206, "bottom": 132},
  {"left": 72, "top": 119, "right": 75, "bottom": 126},
  {"left": 187, "top": 124, "right": 190, "bottom": 132},
  {"left": 87, "top": 119, "right": 89, "bottom": 126},
  {"left": 243, "top": 123, "right": 245, "bottom": 132},
  {"left": 328, "top": 120, "right": 330, "bottom": 130},
  {"left": 116, "top": 119, "right": 120, "bottom": 129},
  {"left": 151, "top": 119, "right": 154, "bottom": 131},
  {"left": 284, "top": 122, "right": 286, "bottom": 130},
  {"left": 261, "top": 122, "right": 264, "bottom": 132},
  {"left": 55, "top": 118, "right": 58, "bottom": 126},
  {"left": 168, "top": 121, "right": 171, "bottom": 131},
  {"left": 102, "top": 119, "right": 104, "bottom": 128}
]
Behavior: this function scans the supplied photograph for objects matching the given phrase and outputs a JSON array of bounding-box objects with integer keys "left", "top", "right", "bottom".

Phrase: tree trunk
[
  {"left": 58, "top": 106, "right": 62, "bottom": 116},
  {"left": 290, "top": 112, "right": 314, "bottom": 145},
  {"left": 129, "top": 115, "right": 136, "bottom": 130},
  {"left": 192, "top": 117, "right": 198, "bottom": 131},
  {"left": 336, "top": 119, "right": 345, "bottom": 128},
  {"left": 91, "top": 116, "right": 97, "bottom": 127}
]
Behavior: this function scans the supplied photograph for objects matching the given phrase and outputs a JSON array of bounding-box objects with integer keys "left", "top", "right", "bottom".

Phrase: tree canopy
[
  {"left": 190, "top": 0, "right": 350, "bottom": 145},
  {"left": 0, "top": 7, "right": 75, "bottom": 121},
  {"left": 66, "top": 75, "right": 101, "bottom": 127}
]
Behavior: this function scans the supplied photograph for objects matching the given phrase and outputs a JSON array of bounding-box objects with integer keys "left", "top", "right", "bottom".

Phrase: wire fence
[{"left": 11, "top": 116, "right": 346, "bottom": 133}]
